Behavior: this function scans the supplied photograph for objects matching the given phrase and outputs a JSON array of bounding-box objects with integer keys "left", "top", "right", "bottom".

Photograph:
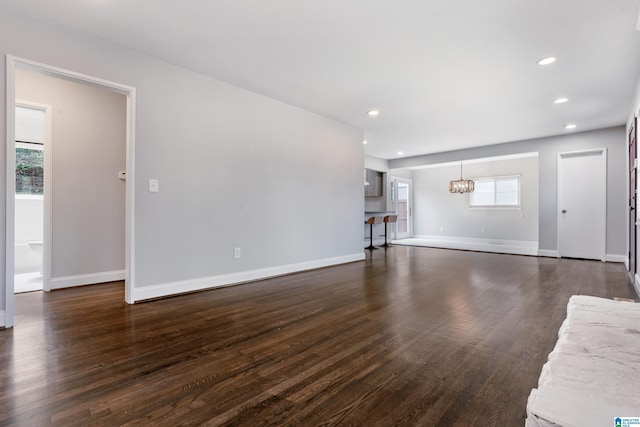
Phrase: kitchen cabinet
[{"left": 364, "top": 169, "right": 383, "bottom": 197}]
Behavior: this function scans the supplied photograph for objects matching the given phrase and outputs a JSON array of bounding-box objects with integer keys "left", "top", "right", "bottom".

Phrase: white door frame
[
  {"left": 5, "top": 55, "right": 137, "bottom": 327},
  {"left": 15, "top": 101, "right": 52, "bottom": 292},
  {"left": 557, "top": 148, "right": 607, "bottom": 262}
]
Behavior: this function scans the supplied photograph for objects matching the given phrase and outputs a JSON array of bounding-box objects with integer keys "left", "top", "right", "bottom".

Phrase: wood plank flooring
[{"left": 0, "top": 247, "right": 636, "bottom": 426}]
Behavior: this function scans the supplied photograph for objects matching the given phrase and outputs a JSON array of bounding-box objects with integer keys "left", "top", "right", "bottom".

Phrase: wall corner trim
[
  {"left": 634, "top": 273, "right": 640, "bottom": 299},
  {"left": 49, "top": 270, "right": 125, "bottom": 290},
  {"left": 132, "top": 253, "right": 365, "bottom": 302}
]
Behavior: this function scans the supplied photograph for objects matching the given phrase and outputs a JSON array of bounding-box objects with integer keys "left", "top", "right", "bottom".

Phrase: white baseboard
[
  {"left": 605, "top": 254, "right": 627, "bottom": 263},
  {"left": 536, "top": 251, "right": 624, "bottom": 263},
  {"left": 537, "top": 249, "right": 559, "bottom": 258},
  {"left": 0, "top": 310, "right": 5, "bottom": 328},
  {"left": 397, "top": 235, "right": 538, "bottom": 256},
  {"left": 49, "top": 270, "right": 125, "bottom": 290},
  {"left": 635, "top": 274, "right": 640, "bottom": 299},
  {"left": 132, "top": 253, "right": 365, "bottom": 302}
]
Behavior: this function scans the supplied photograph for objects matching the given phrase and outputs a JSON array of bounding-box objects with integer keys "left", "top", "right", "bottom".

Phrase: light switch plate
[{"left": 149, "top": 179, "right": 159, "bottom": 193}]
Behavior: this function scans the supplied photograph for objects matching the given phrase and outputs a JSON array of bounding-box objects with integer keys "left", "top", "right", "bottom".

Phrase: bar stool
[
  {"left": 382, "top": 215, "right": 398, "bottom": 248},
  {"left": 365, "top": 216, "right": 383, "bottom": 250}
]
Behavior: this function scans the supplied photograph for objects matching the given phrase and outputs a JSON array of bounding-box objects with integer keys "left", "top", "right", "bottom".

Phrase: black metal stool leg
[
  {"left": 382, "top": 222, "right": 391, "bottom": 247},
  {"left": 365, "top": 223, "right": 378, "bottom": 250}
]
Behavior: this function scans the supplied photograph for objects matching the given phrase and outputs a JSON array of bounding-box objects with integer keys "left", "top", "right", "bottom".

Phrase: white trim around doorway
[
  {"left": 556, "top": 148, "right": 607, "bottom": 262},
  {"left": 4, "top": 55, "right": 137, "bottom": 328}
]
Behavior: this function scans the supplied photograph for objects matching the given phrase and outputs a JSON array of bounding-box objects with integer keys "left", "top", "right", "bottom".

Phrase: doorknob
[{"left": 561, "top": 209, "right": 567, "bottom": 213}]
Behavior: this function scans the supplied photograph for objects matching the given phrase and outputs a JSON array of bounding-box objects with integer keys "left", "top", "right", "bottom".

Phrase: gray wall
[
  {"left": 412, "top": 156, "right": 539, "bottom": 241},
  {"left": 16, "top": 68, "right": 126, "bottom": 278},
  {"left": 390, "top": 127, "right": 627, "bottom": 255},
  {"left": 628, "top": 72, "right": 640, "bottom": 129},
  {"left": 0, "top": 7, "right": 364, "bottom": 318}
]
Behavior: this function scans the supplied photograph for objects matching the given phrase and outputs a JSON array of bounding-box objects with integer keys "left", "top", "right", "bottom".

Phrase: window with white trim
[{"left": 469, "top": 176, "right": 520, "bottom": 208}]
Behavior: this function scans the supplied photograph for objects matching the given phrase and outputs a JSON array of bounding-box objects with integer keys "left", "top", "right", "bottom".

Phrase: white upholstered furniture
[{"left": 526, "top": 295, "right": 640, "bottom": 427}]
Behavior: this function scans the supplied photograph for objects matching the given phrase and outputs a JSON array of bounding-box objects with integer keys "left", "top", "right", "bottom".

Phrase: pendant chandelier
[{"left": 449, "top": 161, "right": 475, "bottom": 193}]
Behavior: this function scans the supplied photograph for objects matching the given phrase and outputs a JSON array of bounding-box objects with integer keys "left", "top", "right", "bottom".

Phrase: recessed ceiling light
[
  {"left": 397, "top": 151, "right": 404, "bottom": 156},
  {"left": 367, "top": 110, "right": 380, "bottom": 116},
  {"left": 537, "top": 57, "right": 556, "bottom": 66},
  {"left": 554, "top": 97, "right": 569, "bottom": 104},
  {"left": 564, "top": 123, "right": 577, "bottom": 130},
  {"left": 363, "top": 140, "right": 368, "bottom": 144}
]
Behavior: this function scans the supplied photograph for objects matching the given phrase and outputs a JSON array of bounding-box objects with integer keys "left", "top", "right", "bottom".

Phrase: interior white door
[{"left": 558, "top": 149, "right": 606, "bottom": 261}]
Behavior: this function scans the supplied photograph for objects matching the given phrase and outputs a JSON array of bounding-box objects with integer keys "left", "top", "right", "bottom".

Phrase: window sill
[{"left": 15, "top": 194, "right": 44, "bottom": 200}]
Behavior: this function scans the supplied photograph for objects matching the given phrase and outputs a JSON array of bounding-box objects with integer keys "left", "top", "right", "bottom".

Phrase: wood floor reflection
[{"left": 1, "top": 246, "right": 636, "bottom": 426}]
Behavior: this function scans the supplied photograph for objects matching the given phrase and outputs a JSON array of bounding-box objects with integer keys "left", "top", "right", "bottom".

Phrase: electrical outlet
[
  {"left": 234, "top": 247, "right": 241, "bottom": 259},
  {"left": 440, "top": 226, "right": 444, "bottom": 232},
  {"left": 480, "top": 227, "right": 485, "bottom": 233}
]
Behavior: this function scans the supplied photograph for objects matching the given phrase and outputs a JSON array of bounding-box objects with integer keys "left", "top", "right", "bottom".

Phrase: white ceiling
[{"left": 3, "top": 0, "right": 640, "bottom": 160}]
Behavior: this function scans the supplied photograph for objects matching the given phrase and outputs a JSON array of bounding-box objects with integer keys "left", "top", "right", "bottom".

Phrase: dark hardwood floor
[{"left": 1, "top": 247, "right": 636, "bottom": 426}]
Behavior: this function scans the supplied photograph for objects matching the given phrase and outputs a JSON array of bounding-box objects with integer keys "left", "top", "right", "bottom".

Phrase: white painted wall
[
  {"left": 391, "top": 127, "right": 627, "bottom": 258},
  {"left": 412, "top": 156, "right": 538, "bottom": 242},
  {"left": 0, "top": 7, "right": 364, "bottom": 318},
  {"left": 16, "top": 69, "right": 126, "bottom": 279},
  {"left": 364, "top": 155, "right": 389, "bottom": 173}
]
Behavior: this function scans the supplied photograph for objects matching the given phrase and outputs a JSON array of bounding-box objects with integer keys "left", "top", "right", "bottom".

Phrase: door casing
[
  {"left": 557, "top": 148, "right": 607, "bottom": 262},
  {"left": 5, "top": 55, "right": 137, "bottom": 327},
  {"left": 629, "top": 117, "right": 637, "bottom": 279}
]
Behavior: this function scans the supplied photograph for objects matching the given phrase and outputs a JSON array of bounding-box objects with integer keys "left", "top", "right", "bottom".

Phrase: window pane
[
  {"left": 496, "top": 191, "right": 518, "bottom": 205},
  {"left": 496, "top": 178, "right": 518, "bottom": 192},
  {"left": 470, "top": 180, "right": 495, "bottom": 206},
  {"left": 470, "top": 176, "right": 520, "bottom": 207},
  {"left": 496, "top": 178, "right": 519, "bottom": 205},
  {"left": 16, "top": 144, "right": 44, "bottom": 195}
]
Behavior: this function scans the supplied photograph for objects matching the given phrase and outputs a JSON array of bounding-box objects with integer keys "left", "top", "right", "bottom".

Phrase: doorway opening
[
  {"left": 391, "top": 177, "right": 412, "bottom": 240},
  {"left": 5, "top": 56, "right": 137, "bottom": 327},
  {"left": 14, "top": 103, "right": 49, "bottom": 293}
]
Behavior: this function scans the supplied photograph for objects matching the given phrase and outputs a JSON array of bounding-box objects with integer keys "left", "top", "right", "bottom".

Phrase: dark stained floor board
[{"left": 0, "top": 246, "right": 636, "bottom": 426}]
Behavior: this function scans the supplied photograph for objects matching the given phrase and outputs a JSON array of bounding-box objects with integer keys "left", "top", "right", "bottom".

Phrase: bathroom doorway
[
  {"left": 5, "top": 56, "right": 136, "bottom": 327},
  {"left": 14, "top": 103, "right": 50, "bottom": 293}
]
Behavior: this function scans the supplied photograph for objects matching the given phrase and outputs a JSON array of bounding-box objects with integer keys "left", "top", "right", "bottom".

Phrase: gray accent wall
[
  {"left": 390, "top": 127, "right": 627, "bottom": 256},
  {"left": 0, "top": 7, "right": 364, "bottom": 317},
  {"left": 16, "top": 69, "right": 127, "bottom": 278}
]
